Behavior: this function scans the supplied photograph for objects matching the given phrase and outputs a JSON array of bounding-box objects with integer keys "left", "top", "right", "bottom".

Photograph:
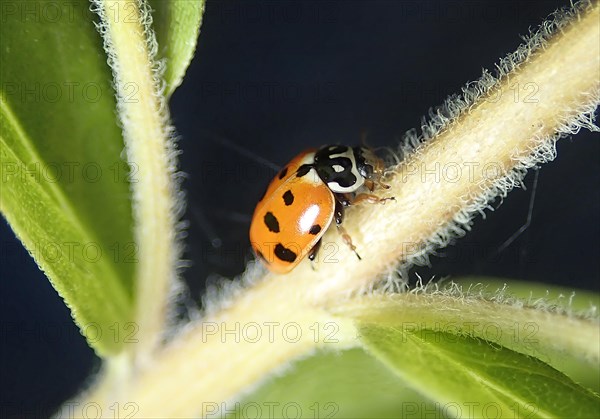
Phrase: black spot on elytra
[
  {"left": 275, "top": 243, "right": 297, "bottom": 263},
  {"left": 309, "top": 224, "right": 322, "bottom": 235},
  {"left": 282, "top": 190, "right": 294, "bottom": 206},
  {"left": 296, "top": 164, "right": 311, "bottom": 178},
  {"left": 264, "top": 212, "right": 280, "bottom": 233},
  {"left": 278, "top": 167, "right": 288, "bottom": 179}
]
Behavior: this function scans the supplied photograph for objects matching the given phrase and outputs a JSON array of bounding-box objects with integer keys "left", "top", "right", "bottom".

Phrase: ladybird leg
[
  {"left": 363, "top": 146, "right": 392, "bottom": 190},
  {"left": 338, "top": 225, "right": 362, "bottom": 260},
  {"left": 375, "top": 176, "right": 391, "bottom": 190},
  {"left": 308, "top": 239, "right": 322, "bottom": 262},
  {"left": 371, "top": 158, "right": 392, "bottom": 190},
  {"left": 334, "top": 198, "right": 362, "bottom": 260},
  {"left": 350, "top": 193, "right": 396, "bottom": 205},
  {"left": 378, "top": 180, "right": 391, "bottom": 190},
  {"left": 334, "top": 196, "right": 345, "bottom": 225},
  {"left": 337, "top": 193, "right": 353, "bottom": 207},
  {"left": 308, "top": 239, "right": 322, "bottom": 270},
  {"left": 364, "top": 178, "right": 390, "bottom": 192},
  {"left": 373, "top": 175, "right": 391, "bottom": 190},
  {"left": 359, "top": 144, "right": 391, "bottom": 191}
]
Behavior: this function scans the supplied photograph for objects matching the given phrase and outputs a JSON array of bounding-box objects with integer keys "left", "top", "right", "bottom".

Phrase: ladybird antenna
[
  {"left": 359, "top": 129, "right": 395, "bottom": 161},
  {"left": 492, "top": 168, "right": 539, "bottom": 257},
  {"left": 202, "top": 131, "right": 281, "bottom": 171},
  {"left": 213, "top": 209, "right": 252, "bottom": 225},
  {"left": 191, "top": 206, "right": 223, "bottom": 249},
  {"left": 360, "top": 129, "right": 370, "bottom": 148}
]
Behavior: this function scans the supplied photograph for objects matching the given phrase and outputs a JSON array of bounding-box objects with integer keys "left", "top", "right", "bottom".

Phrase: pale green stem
[{"left": 92, "top": 0, "right": 177, "bottom": 364}]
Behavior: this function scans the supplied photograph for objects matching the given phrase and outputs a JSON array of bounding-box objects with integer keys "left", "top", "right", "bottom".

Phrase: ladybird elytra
[
  {"left": 250, "top": 145, "right": 391, "bottom": 274},
  {"left": 250, "top": 164, "right": 334, "bottom": 274}
]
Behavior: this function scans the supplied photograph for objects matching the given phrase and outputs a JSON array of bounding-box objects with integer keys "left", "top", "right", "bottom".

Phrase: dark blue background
[{"left": 1, "top": 1, "right": 598, "bottom": 416}]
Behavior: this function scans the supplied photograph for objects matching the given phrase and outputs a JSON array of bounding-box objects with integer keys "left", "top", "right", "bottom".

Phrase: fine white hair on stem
[
  {"left": 90, "top": 0, "right": 186, "bottom": 363},
  {"left": 369, "top": 0, "right": 600, "bottom": 295}
]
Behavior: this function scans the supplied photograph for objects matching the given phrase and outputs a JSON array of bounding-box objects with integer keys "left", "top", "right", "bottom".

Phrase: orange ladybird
[{"left": 250, "top": 145, "right": 391, "bottom": 274}]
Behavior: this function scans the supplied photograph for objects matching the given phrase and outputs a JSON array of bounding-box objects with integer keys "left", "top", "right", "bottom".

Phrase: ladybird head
[{"left": 313, "top": 145, "right": 372, "bottom": 193}]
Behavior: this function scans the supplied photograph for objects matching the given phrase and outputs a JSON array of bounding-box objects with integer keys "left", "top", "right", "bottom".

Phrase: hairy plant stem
[
  {"left": 75, "top": 2, "right": 599, "bottom": 417},
  {"left": 335, "top": 292, "right": 600, "bottom": 372},
  {"left": 91, "top": 0, "right": 177, "bottom": 365}
]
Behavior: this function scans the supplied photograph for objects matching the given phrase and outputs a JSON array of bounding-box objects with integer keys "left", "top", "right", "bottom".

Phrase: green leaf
[
  {"left": 333, "top": 286, "right": 600, "bottom": 393},
  {"left": 0, "top": 0, "right": 134, "bottom": 355},
  {"left": 149, "top": 0, "right": 205, "bottom": 97},
  {"left": 450, "top": 278, "right": 600, "bottom": 391},
  {"left": 360, "top": 326, "right": 600, "bottom": 418},
  {"left": 237, "top": 348, "right": 444, "bottom": 418}
]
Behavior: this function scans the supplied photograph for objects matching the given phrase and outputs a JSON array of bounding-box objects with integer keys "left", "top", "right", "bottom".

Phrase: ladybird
[{"left": 249, "top": 145, "right": 392, "bottom": 274}]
